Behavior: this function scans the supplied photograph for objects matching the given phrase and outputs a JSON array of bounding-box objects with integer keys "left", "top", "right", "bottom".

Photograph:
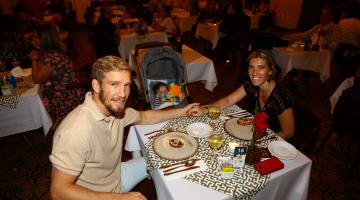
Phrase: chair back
[{"left": 288, "top": 105, "right": 320, "bottom": 155}]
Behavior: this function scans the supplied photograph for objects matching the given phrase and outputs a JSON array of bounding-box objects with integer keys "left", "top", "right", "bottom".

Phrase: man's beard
[{"left": 99, "top": 89, "right": 126, "bottom": 119}]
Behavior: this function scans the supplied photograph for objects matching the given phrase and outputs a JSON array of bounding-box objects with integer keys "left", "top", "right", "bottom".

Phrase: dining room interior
[{"left": 1, "top": 0, "right": 360, "bottom": 199}]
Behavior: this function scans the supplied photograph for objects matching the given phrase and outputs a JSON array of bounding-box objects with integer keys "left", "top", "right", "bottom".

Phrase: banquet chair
[
  {"left": 317, "top": 85, "right": 360, "bottom": 154},
  {"left": 316, "top": 85, "right": 360, "bottom": 178},
  {"left": 288, "top": 105, "right": 320, "bottom": 155}
]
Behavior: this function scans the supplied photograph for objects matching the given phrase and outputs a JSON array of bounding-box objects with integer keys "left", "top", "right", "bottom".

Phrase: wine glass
[
  {"left": 207, "top": 105, "right": 220, "bottom": 129},
  {"left": 208, "top": 133, "right": 224, "bottom": 159}
]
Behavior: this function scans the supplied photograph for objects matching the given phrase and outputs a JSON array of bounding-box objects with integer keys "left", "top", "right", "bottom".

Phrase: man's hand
[{"left": 181, "top": 103, "right": 200, "bottom": 117}]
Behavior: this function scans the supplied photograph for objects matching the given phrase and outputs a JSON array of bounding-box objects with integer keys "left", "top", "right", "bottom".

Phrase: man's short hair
[{"left": 91, "top": 56, "right": 131, "bottom": 82}]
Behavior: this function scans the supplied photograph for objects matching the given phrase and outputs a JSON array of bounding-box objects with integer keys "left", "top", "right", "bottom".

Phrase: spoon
[{"left": 162, "top": 159, "right": 197, "bottom": 173}]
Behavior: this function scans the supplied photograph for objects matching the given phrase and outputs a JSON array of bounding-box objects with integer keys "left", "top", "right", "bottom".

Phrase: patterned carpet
[{"left": 0, "top": 26, "right": 359, "bottom": 200}]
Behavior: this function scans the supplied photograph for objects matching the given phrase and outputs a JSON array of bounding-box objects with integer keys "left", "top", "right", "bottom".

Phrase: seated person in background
[
  {"left": 218, "top": 0, "right": 250, "bottom": 62},
  {"left": 338, "top": 3, "right": 360, "bottom": 47},
  {"left": 335, "top": 4, "right": 360, "bottom": 77},
  {"left": 92, "top": 6, "right": 120, "bottom": 58},
  {"left": 283, "top": 6, "right": 342, "bottom": 51},
  {"left": 188, "top": 49, "right": 295, "bottom": 140},
  {"left": 153, "top": 4, "right": 177, "bottom": 43},
  {"left": 251, "top": 14, "right": 289, "bottom": 50},
  {"left": 29, "top": 23, "right": 86, "bottom": 126},
  {"left": 197, "top": 0, "right": 221, "bottom": 23},
  {"left": 50, "top": 56, "right": 198, "bottom": 199},
  {"left": 0, "top": 15, "right": 34, "bottom": 70}
]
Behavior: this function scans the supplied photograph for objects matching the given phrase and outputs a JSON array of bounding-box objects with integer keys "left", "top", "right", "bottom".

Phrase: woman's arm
[
  {"left": 276, "top": 108, "right": 295, "bottom": 140},
  {"left": 189, "top": 85, "right": 247, "bottom": 116}
]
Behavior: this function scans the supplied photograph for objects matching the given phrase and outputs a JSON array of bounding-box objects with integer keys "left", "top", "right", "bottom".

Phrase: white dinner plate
[
  {"left": 186, "top": 122, "right": 212, "bottom": 138},
  {"left": 153, "top": 132, "right": 198, "bottom": 160},
  {"left": 224, "top": 118, "right": 254, "bottom": 140},
  {"left": 268, "top": 141, "right": 298, "bottom": 160}
]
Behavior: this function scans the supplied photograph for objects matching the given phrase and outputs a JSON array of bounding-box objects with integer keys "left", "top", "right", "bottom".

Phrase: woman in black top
[{"left": 189, "top": 49, "right": 295, "bottom": 139}]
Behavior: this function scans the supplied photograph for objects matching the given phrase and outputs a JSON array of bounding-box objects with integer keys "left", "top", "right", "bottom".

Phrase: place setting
[{"left": 140, "top": 104, "right": 303, "bottom": 199}]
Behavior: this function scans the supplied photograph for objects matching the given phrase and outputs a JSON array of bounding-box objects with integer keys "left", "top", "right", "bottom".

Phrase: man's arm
[
  {"left": 50, "top": 166, "right": 146, "bottom": 200},
  {"left": 136, "top": 103, "right": 199, "bottom": 125}
]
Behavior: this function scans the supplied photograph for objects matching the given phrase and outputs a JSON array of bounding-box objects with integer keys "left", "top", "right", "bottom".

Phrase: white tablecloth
[
  {"left": 244, "top": 10, "right": 270, "bottom": 30},
  {"left": 125, "top": 105, "right": 312, "bottom": 200},
  {"left": 128, "top": 45, "right": 218, "bottom": 92},
  {"left": 272, "top": 47, "right": 331, "bottom": 82},
  {"left": 118, "top": 30, "right": 168, "bottom": 60},
  {"left": 171, "top": 11, "right": 198, "bottom": 34},
  {"left": 330, "top": 77, "right": 354, "bottom": 114},
  {"left": 0, "top": 84, "right": 53, "bottom": 137},
  {"left": 195, "top": 22, "right": 221, "bottom": 50}
]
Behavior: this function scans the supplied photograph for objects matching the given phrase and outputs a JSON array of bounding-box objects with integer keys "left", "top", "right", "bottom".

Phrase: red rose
[{"left": 254, "top": 112, "right": 268, "bottom": 138}]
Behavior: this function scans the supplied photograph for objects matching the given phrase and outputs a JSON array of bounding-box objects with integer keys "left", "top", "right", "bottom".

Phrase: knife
[
  {"left": 228, "top": 113, "right": 252, "bottom": 118},
  {"left": 144, "top": 130, "right": 161, "bottom": 136},
  {"left": 159, "top": 158, "right": 201, "bottom": 169},
  {"left": 163, "top": 166, "right": 200, "bottom": 176}
]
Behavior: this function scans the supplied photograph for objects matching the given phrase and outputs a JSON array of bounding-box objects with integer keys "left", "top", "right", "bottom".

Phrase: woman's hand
[{"left": 187, "top": 105, "right": 208, "bottom": 117}]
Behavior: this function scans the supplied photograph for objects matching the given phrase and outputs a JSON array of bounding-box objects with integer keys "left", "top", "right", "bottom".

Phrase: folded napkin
[
  {"left": 161, "top": 159, "right": 207, "bottom": 180},
  {"left": 11, "top": 66, "right": 31, "bottom": 77}
]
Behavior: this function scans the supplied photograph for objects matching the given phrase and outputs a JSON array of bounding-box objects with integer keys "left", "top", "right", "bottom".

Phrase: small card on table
[{"left": 233, "top": 146, "right": 247, "bottom": 168}]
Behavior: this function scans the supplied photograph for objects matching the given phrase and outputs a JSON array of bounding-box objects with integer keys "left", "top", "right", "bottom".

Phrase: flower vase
[{"left": 245, "top": 126, "right": 262, "bottom": 165}]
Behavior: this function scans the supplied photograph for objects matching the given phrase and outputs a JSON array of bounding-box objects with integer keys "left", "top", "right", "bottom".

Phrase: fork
[{"left": 148, "top": 128, "right": 174, "bottom": 139}]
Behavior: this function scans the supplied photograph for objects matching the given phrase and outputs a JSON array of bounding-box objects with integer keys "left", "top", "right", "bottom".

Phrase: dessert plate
[
  {"left": 268, "top": 141, "right": 298, "bottom": 160},
  {"left": 186, "top": 122, "right": 212, "bottom": 138}
]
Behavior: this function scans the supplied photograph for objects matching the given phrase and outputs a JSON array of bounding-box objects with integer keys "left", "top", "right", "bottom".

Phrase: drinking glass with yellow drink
[
  {"left": 207, "top": 105, "right": 220, "bottom": 129},
  {"left": 208, "top": 134, "right": 224, "bottom": 159}
]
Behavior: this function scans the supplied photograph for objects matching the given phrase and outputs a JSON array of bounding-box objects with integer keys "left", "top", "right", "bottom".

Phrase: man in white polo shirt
[{"left": 49, "top": 56, "right": 198, "bottom": 199}]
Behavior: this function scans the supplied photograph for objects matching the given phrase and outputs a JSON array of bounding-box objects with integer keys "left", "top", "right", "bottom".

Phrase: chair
[
  {"left": 288, "top": 105, "right": 320, "bottom": 155},
  {"left": 317, "top": 85, "right": 360, "bottom": 153},
  {"left": 316, "top": 85, "right": 360, "bottom": 178}
]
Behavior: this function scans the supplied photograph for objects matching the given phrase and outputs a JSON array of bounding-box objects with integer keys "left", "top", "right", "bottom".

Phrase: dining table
[
  {"left": 171, "top": 9, "right": 198, "bottom": 34},
  {"left": 0, "top": 68, "right": 53, "bottom": 138},
  {"left": 243, "top": 10, "right": 271, "bottom": 30},
  {"left": 195, "top": 22, "right": 222, "bottom": 50},
  {"left": 118, "top": 28, "right": 168, "bottom": 60},
  {"left": 125, "top": 105, "right": 312, "bottom": 200},
  {"left": 272, "top": 46, "right": 331, "bottom": 82},
  {"left": 128, "top": 44, "right": 218, "bottom": 92}
]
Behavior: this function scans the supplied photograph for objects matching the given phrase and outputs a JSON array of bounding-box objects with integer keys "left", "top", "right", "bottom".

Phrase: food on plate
[
  {"left": 169, "top": 138, "right": 184, "bottom": 148},
  {"left": 236, "top": 117, "right": 253, "bottom": 126}
]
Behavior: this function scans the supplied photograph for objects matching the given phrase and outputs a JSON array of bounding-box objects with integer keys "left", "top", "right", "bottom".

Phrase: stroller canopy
[{"left": 140, "top": 46, "right": 187, "bottom": 90}]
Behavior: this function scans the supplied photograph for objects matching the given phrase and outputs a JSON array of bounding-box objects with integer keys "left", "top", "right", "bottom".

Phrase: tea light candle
[{"left": 228, "top": 142, "right": 240, "bottom": 155}]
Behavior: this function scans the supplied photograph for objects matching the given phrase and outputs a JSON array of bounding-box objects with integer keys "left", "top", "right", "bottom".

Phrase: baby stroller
[{"left": 133, "top": 42, "right": 191, "bottom": 109}]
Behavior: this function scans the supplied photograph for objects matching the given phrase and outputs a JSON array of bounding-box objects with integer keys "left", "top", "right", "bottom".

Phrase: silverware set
[
  {"left": 159, "top": 158, "right": 201, "bottom": 176},
  {"left": 227, "top": 110, "right": 252, "bottom": 118},
  {"left": 146, "top": 128, "right": 174, "bottom": 139}
]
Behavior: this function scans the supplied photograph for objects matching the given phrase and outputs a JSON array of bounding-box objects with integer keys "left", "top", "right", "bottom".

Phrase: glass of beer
[{"left": 208, "top": 134, "right": 224, "bottom": 159}]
